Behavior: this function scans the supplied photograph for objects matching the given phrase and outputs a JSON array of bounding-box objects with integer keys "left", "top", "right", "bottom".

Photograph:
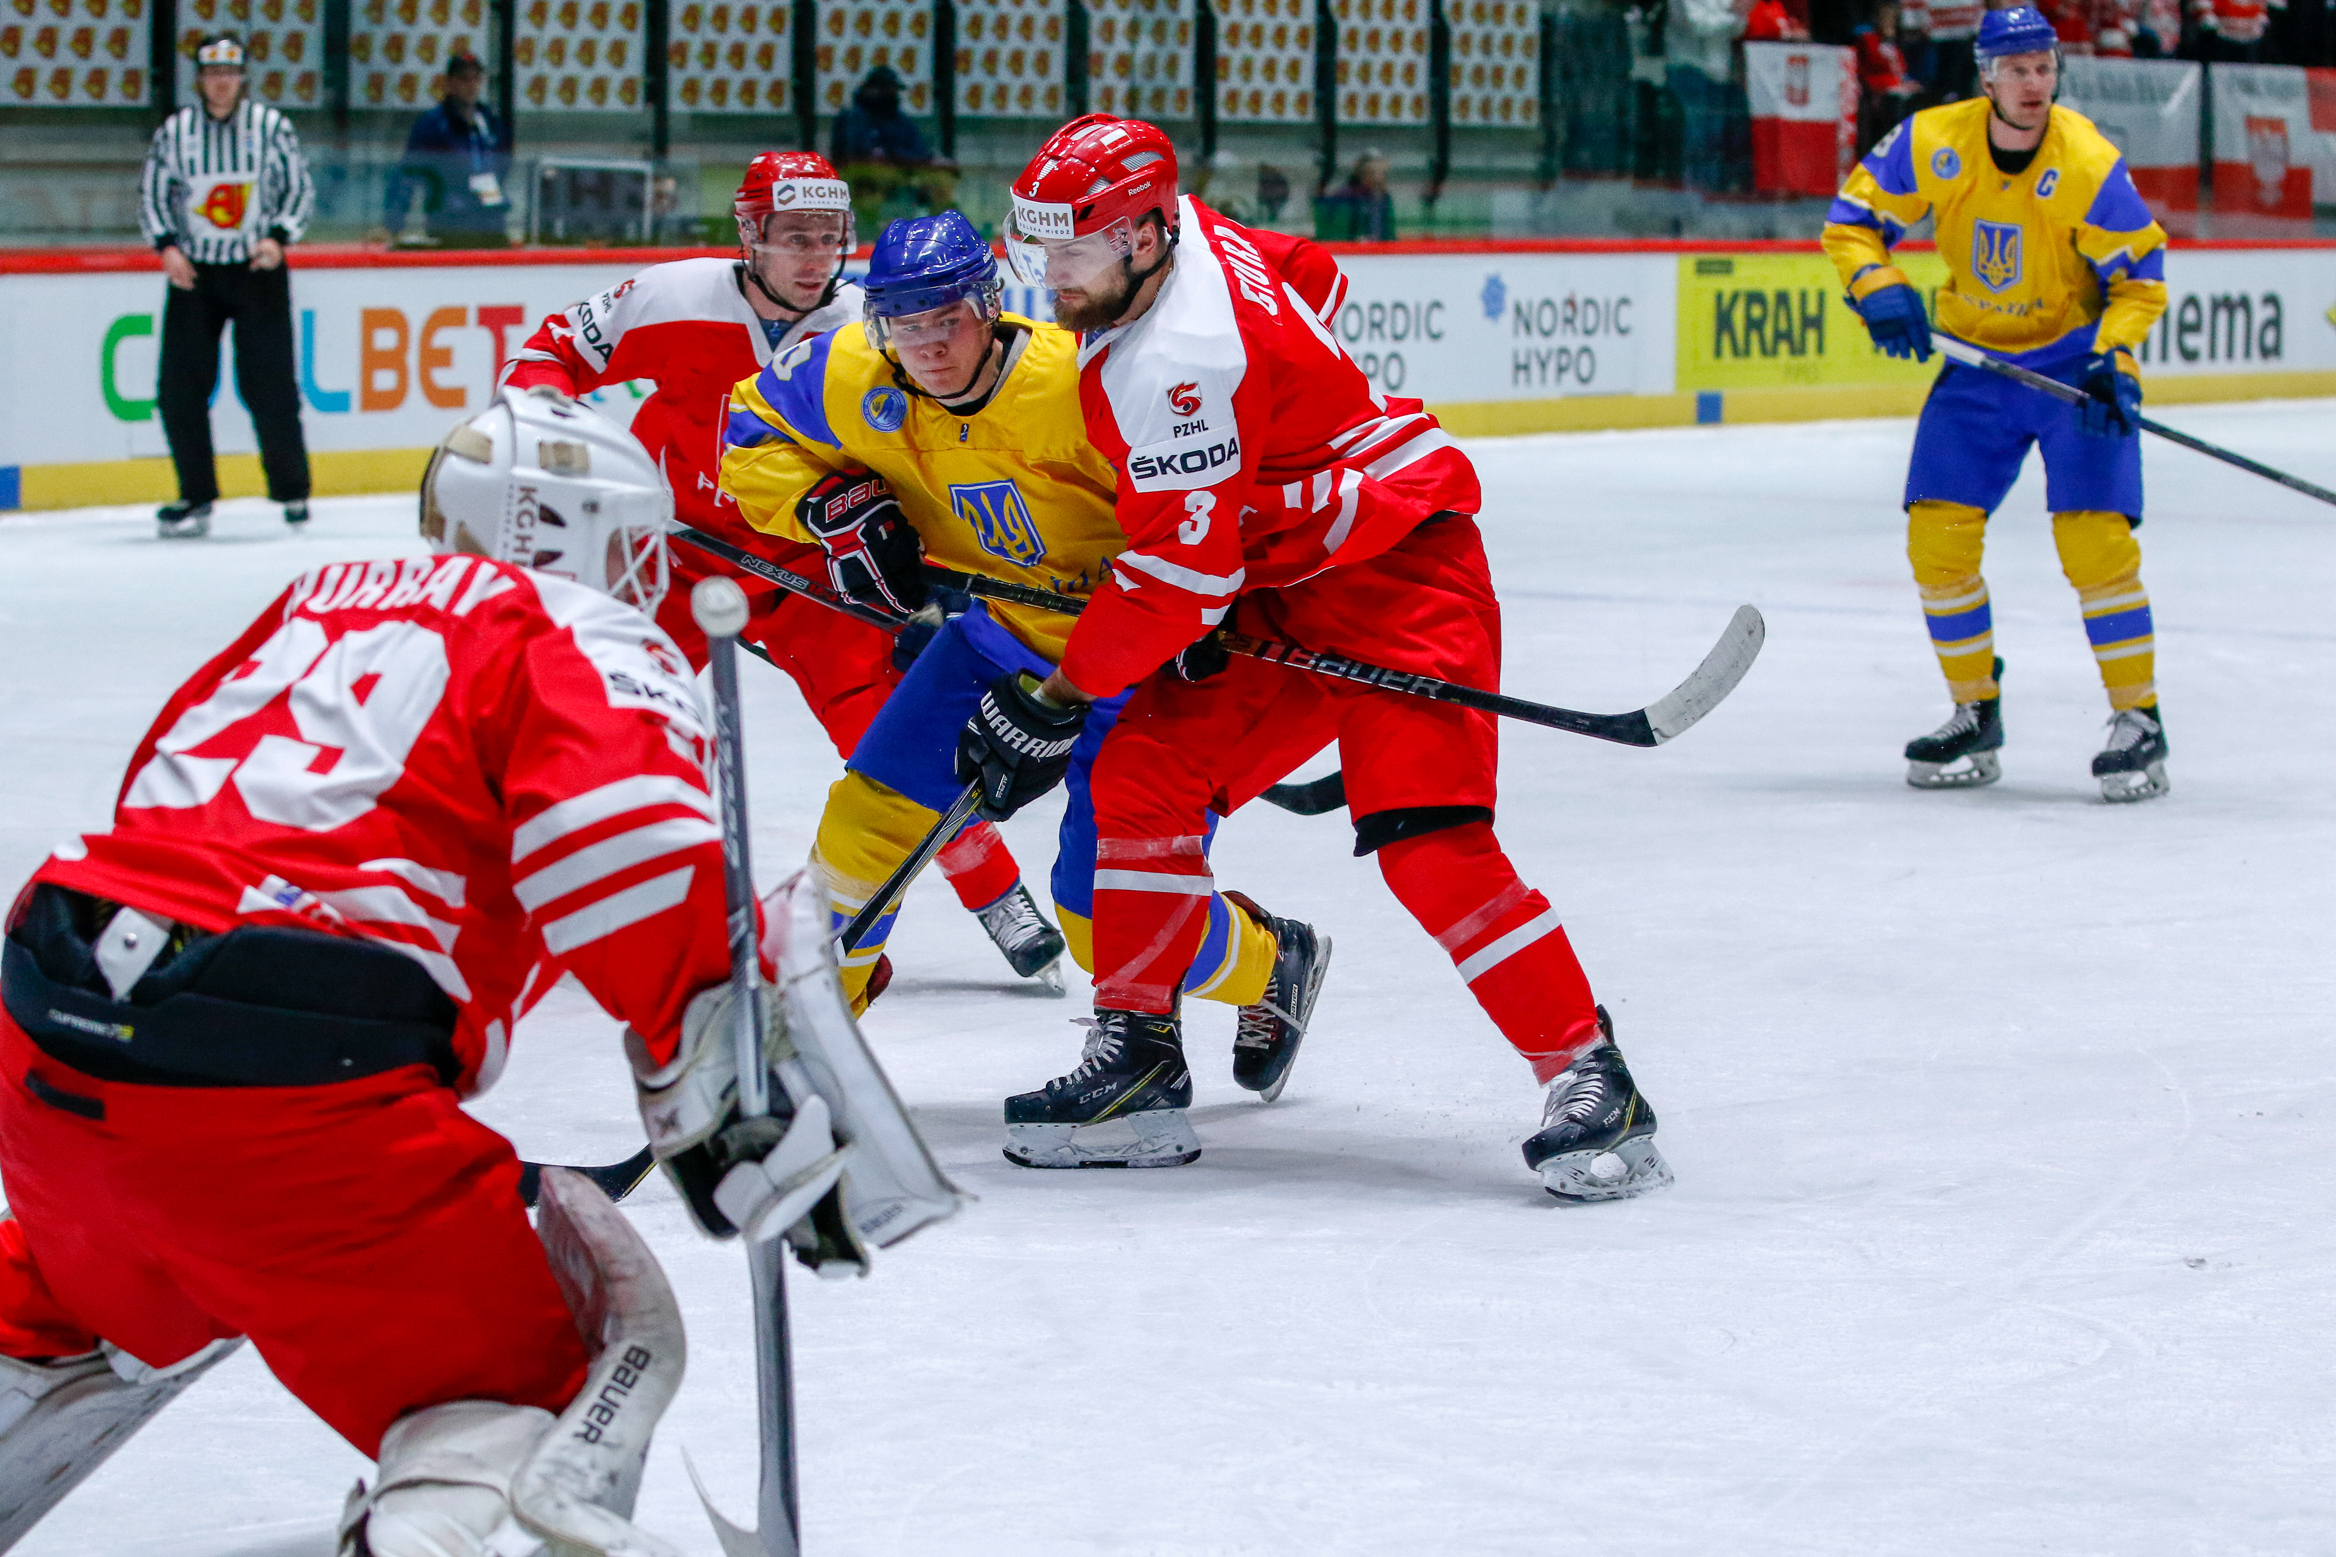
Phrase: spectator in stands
[
  {"left": 2134, "top": 0, "right": 2187, "bottom": 52},
  {"left": 384, "top": 52, "right": 513, "bottom": 247},
  {"left": 2041, "top": 0, "right": 2100, "bottom": 51},
  {"left": 1745, "top": 0, "right": 1813, "bottom": 40},
  {"left": 831, "top": 65, "right": 955, "bottom": 231},
  {"left": 2190, "top": 0, "right": 2285, "bottom": 58},
  {"left": 1855, "top": 2, "right": 1924, "bottom": 150},
  {"left": 1319, "top": 148, "right": 1398, "bottom": 240},
  {"left": 1902, "top": 0, "right": 1982, "bottom": 99},
  {"left": 2093, "top": 0, "right": 2142, "bottom": 54}
]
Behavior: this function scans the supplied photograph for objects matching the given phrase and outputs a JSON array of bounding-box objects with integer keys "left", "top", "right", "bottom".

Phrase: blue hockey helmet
[
  {"left": 1975, "top": 5, "right": 2061, "bottom": 63},
  {"left": 862, "top": 210, "right": 1004, "bottom": 353}
]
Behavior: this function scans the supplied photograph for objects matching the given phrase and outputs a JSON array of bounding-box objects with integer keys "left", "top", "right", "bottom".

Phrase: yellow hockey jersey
[
  {"left": 719, "top": 316, "right": 1121, "bottom": 661},
  {"left": 1822, "top": 98, "right": 2168, "bottom": 364}
]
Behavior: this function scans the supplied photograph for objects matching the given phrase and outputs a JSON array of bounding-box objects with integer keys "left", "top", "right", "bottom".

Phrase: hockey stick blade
[
  {"left": 517, "top": 1146, "right": 657, "bottom": 1209},
  {"left": 1642, "top": 604, "right": 1767, "bottom": 744},
  {"left": 685, "top": 1448, "right": 794, "bottom": 1557},
  {"left": 1261, "top": 771, "right": 1348, "bottom": 815}
]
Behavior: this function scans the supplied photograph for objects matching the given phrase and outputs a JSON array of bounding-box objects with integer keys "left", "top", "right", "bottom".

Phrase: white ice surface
[{"left": 2, "top": 402, "right": 2331, "bottom": 1556}]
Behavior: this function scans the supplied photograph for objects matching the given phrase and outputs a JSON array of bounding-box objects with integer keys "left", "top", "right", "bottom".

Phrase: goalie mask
[{"left": 421, "top": 387, "right": 673, "bottom": 615}]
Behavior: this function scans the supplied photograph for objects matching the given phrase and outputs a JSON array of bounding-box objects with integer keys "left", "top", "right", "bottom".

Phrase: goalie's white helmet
[{"left": 421, "top": 387, "right": 673, "bottom": 615}]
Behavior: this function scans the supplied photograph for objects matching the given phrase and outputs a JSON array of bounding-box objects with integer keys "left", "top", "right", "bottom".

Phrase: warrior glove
[
  {"left": 626, "top": 982, "right": 849, "bottom": 1244},
  {"left": 798, "top": 469, "right": 926, "bottom": 616},
  {"left": 1848, "top": 265, "right": 1932, "bottom": 362},
  {"left": 2078, "top": 349, "right": 2142, "bottom": 439},
  {"left": 957, "top": 671, "right": 1087, "bottom": 820}
]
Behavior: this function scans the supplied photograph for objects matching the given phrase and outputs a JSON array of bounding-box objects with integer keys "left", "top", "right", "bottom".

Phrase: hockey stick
[
  {"left": 691, "top": 576, "right": 802, "bottom": 1557},
  {"left": 672, "top": 525, "right": 913, "bottom": 631},
  {"left": 1930, "top": 333, "right": 2336, "bottom": 509},
  {"left": 1262, "top": 772, "right": 1348, "bottom": 816},
  {"left": 925, "top": 566, "right": 1767, "bottom": 749},
  {"left": 836, "top": 782, "right": 986, "bottom": 956},
  {"left": 516, "top": 1145, "right": 656, "bottom": 1209}
]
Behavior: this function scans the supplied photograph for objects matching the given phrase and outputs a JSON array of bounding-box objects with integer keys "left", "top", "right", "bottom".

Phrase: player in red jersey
[
  {"left": 0, "top": 390, "right": 951, "bottom": 1554},
  {"left": 958, "top": 116, "right": 1672, "bottom": 1199},
  {"left": 505, "top": 151, "right": 1055, "bottom": 989}
]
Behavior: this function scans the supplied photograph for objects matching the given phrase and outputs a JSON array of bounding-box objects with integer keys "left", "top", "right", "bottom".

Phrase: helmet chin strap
[
  {"left": 741, "top": 251, "right": 843, "bottom": 318},
  {"left": 892, "top": 329, "right": 1004, "bottom": 405}
]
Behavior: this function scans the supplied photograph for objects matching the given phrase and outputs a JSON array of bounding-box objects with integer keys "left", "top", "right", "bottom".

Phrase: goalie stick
[{"left": 1930, "top": 333, "right": 2336, "bottom": 509}]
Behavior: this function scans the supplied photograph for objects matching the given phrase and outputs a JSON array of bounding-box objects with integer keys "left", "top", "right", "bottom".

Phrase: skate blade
[
  {"left": 1004, "top": 1109, "right": 1200, "bottom": 1169},
  {"left": 1907, "top": 751, "right": 2000, "bottom": 789},
  {"left": 2100, "top": 761, "right": 2168, "bottom": 804},
  {"left": 1538, "top": 1135, "right": 1674, "bottom": 1203},
  {"left": 1031, "top": 958, "right": 1067, "bottom": 997}
]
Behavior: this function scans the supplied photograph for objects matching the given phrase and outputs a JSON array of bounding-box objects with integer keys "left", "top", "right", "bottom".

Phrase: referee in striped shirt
[{"left": 139, "top": 34, "right": 316, "bottom": 539}]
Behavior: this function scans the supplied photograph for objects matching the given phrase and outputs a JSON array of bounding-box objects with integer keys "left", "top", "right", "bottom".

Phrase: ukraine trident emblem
[
  {"left": 1971, "top": 220, "right": 2023, "bottom": 295},
  {"left": 951, "top": 479, "right": 1045, "bottom": 567}
]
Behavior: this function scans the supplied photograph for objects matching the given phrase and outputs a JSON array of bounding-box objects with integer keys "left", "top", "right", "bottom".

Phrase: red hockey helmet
[
  {"left": 734, "top": 151, "right": 855, "bottom": 259},
  {"left": 1005, "top": 115, "right": 1180, "bottom": 290}
]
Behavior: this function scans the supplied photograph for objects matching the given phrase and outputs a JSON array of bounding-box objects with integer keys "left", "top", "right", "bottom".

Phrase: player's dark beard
[{"left": 1050, "top": 263, "right": 1138, "bottom": 333}]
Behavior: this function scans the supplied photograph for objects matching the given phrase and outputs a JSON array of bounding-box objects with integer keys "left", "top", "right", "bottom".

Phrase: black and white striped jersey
[{"left": 139, "top": 100, "right": 316, "bottom": 263}]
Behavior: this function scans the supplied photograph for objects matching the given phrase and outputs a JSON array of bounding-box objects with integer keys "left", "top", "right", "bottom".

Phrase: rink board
[{"left": 1, "top": 238, "right": 2331, "bottom": 510}]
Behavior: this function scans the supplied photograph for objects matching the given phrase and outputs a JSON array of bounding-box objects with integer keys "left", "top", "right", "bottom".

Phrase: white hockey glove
[{"left": 626, "top": 983, "right": 850, "bottom": 1245}]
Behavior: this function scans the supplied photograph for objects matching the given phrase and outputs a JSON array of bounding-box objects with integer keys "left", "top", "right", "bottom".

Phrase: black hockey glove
[
  {"left": 891, "top": 585, "right": 972, "bottom": 672},
  {"left": 1170, "top": 628, "right": 1231, "bottom": 683},
  {"left": 798, "top": 470, "right": 926, "bottom": 617},
  {"left": 956, "top": 671, "right": 1088, "bottom": 820}
]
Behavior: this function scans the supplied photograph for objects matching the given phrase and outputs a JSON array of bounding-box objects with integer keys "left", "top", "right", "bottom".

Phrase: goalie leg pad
[
  {"left": 342, "top": 1169, "right": 690, "bottom": 1557},
  {"left": 762, "top": 868, "right": 967, "bottom": 1274},
  {"left": 0, "top": 1338, "right": 239, "bottom": 1551}
]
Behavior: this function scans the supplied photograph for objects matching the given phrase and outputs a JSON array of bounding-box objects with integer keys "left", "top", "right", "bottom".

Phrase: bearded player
[
  {"left": 951, "top": 116, "right": 1670, "bottom": 1200},
  {"left": 0, "top": 389, "right": 952, "bottom": 1554},
  {"left": 1825, "top": 5, "right": 2171, "bottom": 801},
  {"left": 720, "top": 210, "right": 1325, "bottom": 1105},
  {"left": 505, "top": 152, "right": 1057, "bottom": 983}
]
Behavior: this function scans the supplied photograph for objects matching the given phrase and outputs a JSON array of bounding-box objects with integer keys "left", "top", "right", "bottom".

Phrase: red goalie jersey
[
  {"left": 1058, "top": 197, "right": 1479, "bottom": 699},
  {"left": 29, "top": 554, "right": 734, "bottom": 1084}
]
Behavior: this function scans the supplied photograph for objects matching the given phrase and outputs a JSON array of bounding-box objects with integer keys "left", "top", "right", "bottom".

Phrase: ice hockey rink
[{"left": 2, "top": 400, "right": 2329, "bottom": 1556}]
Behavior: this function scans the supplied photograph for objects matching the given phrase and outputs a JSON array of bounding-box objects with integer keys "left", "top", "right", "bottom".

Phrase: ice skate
[
  {"left": 155, "top": 500, "right": 211, "bottom": 540},
  {"left": 1905, "top": 655, "right": 2004, "bottom": 788},
  {"left": 1003, "top": 1009, "right": 1199, "bottom": 1168},
  {"left": 1523, "top": 1009, "right": 1673, "bottom": 1203},
  {"left": 974, "top": 881, "right": 1068, "bottom": 994},
  {"left": 282, "top": 499, "right": 309, "bottom": 528},
  {"left": 1223, "top": 891, "right": 1330, "bottom": 1102},
  {"left": 2092, "top": 704, "right": 2168, "bottom": 803}
]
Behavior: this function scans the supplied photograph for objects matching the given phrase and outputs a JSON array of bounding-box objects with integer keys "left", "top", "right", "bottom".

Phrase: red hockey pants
[
  {"left": 1087, "top": 516, "right": 1604, "bottom": 1081},
  {"left": 656, "top": 529, "right": 1020, "bottom": 910},
  {"left": 0, "top": 1013, "right": 589, "bottom": 1458}
]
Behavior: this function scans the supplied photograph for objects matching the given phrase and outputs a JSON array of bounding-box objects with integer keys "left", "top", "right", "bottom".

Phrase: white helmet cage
[{"left": 421, "top": 387, "right": 674, "bottom": 615}]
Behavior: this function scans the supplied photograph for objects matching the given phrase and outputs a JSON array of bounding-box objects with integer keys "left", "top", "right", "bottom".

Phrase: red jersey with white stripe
[
  {"left": 504, "top": 258, "right": 861, "bottom": 536},
  {"left": 1901, "top": 0, "right": 1983, "bottom": 38},
  {"left": 31, "top": 555, "right": 732, "bottom": 1089},
  {"left": 1059, "top": 196, "right": 1478, "bottom": 699},
  {"left": 2193, "top": 0, "right": 2279, "bottom": 41}
]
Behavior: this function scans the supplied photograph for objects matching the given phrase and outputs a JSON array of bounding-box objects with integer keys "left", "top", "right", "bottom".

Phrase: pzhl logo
[{"left": 1167, "top": 381, "right": 1202, "bottom": 416}]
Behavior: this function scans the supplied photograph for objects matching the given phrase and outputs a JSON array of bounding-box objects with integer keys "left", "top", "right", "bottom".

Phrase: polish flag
[
  {"left": 1746, "top": 42, "right": 1857, "bottom": 198},
  {"left": 2207, "top": 63, "right": 2336, "bottom": 233}
]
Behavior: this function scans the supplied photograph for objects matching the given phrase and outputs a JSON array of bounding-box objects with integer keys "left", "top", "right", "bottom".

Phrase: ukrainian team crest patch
[
  {"left": 861, "top": 387, "right": 907, "bottom": 433},
  {"left": 951, "top": 480, "right": 1044, "bottom": 566},
  {"left": 1930, "top": 146, "right": 1961, "bottom": 180},
  {"left": 1972, "top": 220, "right": 2023, "bottom": 294}
]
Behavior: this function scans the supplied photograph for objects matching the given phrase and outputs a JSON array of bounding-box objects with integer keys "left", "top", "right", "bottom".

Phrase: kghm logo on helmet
[
  {"left": 952, "top": 479, "right": 1045, "bottom": 566},
  {"left": 1971, "top": 220, "right": 2022, "bottom": 294},
  {"left": 862, "top": 387, "right": 908, "bottom": 433},
  {"left": 1013, "top": 195, "right": 1077, "bottom": 241}
]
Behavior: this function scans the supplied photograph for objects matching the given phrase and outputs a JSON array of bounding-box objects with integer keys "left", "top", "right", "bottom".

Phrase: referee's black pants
[{"left": 157, "top": 262, "right": 311, "bottom": 507}]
